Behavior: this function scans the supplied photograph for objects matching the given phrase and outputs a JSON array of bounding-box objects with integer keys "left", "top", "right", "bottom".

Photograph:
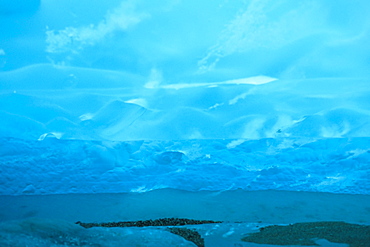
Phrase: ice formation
[
  {"left": 1, "top": 1, "right": 370, "bottom": 246},
  {"left": 1, "top": 0, "right": 370, "bottom": 196}
]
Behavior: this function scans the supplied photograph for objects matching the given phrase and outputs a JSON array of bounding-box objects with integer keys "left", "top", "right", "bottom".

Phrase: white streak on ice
[{"left": 161, "top": 76, "right": 277, "bottom": 90}]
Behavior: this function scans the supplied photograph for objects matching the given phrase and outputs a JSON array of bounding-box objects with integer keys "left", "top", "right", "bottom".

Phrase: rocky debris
[
  {"left": 76, "top": 218, "right": 221, "bottom": 228},
  {"left": 167, "top": 227, "right": 204, "bottom": 247},
  {"left": 75, "top": 218, "right": 213, "bottom": 246},
  {"left": 242, "top": 221, "right": 370, "bottom": 247}
]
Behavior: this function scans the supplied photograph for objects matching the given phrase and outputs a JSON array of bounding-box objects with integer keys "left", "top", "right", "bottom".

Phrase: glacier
[{"left": 1, "top": 0, "right": 370, "bottom": 246}]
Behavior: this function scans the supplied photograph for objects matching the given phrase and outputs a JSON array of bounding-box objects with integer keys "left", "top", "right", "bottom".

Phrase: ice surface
[
  {"left": 2, "top": 189, "right": 370, "bottom": 224},
  {"left": 0, "top": 0, "right": 369, "bottom": 196},
  {"left": 1, "top": 76, "right": 370, "bottom": 141},
  {"left": 1, "top": 4, "right": 370, "bottom": 246},
  {"left": 0, "top": 218, "right": 353, "bottom": 246},
  {"left": 0, "top": 0, "right": 40, "bottom": 15},
  {"left": 1, "top": 137, "right": 369, "bottom": 195},
  {"left": 0, "top": 217, "right": 197, "bottom": 247},
  {"left": 1, "top": 190, "right": 369, "bottom": 246}
]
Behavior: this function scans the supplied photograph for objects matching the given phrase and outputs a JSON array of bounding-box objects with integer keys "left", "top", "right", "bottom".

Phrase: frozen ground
[{"left": 1, "top": 189, "right": 369, "bottom": 246}]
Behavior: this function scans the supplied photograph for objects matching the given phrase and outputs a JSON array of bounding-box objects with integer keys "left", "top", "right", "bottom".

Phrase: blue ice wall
[{"left": 1, "top": 0, "right": 369, "bottom": 195}]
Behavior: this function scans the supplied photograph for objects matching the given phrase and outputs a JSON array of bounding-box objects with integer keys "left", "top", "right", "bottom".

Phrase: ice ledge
[{"left": 1, "top": 137, "right": 369, "bottom": 195}]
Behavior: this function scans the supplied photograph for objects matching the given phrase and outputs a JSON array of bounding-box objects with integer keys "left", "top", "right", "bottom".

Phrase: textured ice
[
  {"left": 1, "top": 75, "right": 370, "bottom": 141},
  {"left": 1, "top": 0, "right": 370, "bottom": 199},
  {"left": 0, "top": 218, "right": 197, "bottom": 247},
  {"left": 1, "top": 137, "right": 369, "bottom": 195},
  {"left": 1, "top": 190, "right": 369, "bottom": 246},
  {"left": 2, "top": 2, "right": 370, "bottom": 246}
]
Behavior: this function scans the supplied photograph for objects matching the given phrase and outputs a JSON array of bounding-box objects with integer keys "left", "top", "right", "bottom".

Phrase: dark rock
[
  {"left": 167, "top": 227, "right": 204, "bottom": 247},
  {"left": 76, "top": 218, "right": 222, "bottom": 228},
  {"left": 241, "top": 221, "right": 370, "bottom": 247}
]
